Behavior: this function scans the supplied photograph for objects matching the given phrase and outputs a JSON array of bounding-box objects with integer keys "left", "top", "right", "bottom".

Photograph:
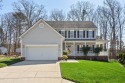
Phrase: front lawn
[
  {"left": 60, "top": 60, "right": 125, "bottom": 83},
  {"left": 0, "top": 57, "right": 21, "bottom": 68}
]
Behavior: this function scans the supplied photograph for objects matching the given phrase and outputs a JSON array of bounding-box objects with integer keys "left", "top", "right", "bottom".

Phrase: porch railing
[{"left": 68, "top": 51, "right": 108, "bottom": 56}]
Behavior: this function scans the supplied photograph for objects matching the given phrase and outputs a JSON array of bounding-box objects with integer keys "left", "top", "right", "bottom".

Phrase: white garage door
[{"left": 26, "top": 45, "right": 58, "bottom": 60}]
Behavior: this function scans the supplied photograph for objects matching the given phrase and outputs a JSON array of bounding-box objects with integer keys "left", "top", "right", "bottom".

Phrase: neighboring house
[
  {"left": 19, "top": 19, "right": 108, "bottom": 60},
  {"left": 0, "top": 47, "right": 7, "bottom": 54}
]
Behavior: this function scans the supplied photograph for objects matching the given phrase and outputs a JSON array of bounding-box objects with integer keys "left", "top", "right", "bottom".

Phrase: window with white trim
[
  {"left": 79, "top": 30, "right": 83, "bottom": 38},
  {"left": 70, "top": 30, "right": 74, "bottom": 38},
  {"left": 89, "top": 30, "right": 93, "bottom": 38},
  {"left": 61, "top": 30, "right": 65, "bottom": 37}
]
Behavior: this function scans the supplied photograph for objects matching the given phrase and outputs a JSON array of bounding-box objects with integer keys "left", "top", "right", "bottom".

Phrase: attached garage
[
  {"left": 26, "top": 45, "right": 58, "bottom": 60},
  {"left": 19, "top": 19, "right": 64, "bottom": 61}
]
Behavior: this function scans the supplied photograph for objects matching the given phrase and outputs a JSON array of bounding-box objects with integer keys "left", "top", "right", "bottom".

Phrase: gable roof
[
  {"left": 19, "top": 19, "right": 64, "bottom": 39},
  {"left": 46, "top": 21, "right": 97, "bottom": 28}
]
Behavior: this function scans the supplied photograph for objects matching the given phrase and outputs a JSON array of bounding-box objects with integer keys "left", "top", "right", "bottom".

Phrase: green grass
[
  {"left": 0, "top": 57, "right": 21, "bottom": 68},
  {"left": 60, "top": 60, "right": 125, "bottom": 83}
]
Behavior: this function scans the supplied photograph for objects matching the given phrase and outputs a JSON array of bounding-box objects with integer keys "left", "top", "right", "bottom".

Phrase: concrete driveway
[{"left": 0, "top": 61, "right": 73, "bottom": 83}]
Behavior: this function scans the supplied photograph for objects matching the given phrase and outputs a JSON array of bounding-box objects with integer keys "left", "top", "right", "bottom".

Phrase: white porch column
[
  {"left": 73, "top": 42, "right": 75, "bottom": 56},
  {"left": 65, "top": 41, "right": 66, "bottom": 50},
  {"left": 94, "top": 43, "right": 96, "bottom": 55},
  {"left": 103, "top": 43, "right": 105, "bottom": 50}
]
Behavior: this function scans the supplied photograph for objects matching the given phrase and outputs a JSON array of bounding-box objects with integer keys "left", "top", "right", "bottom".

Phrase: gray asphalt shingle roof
[{"left": 46, "top": 21, "right": 97, "bottom": 28}]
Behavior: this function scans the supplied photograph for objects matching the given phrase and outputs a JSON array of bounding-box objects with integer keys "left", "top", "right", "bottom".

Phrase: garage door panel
[{"left": 26, "top": 46, "right": 58, "bottom": 60}]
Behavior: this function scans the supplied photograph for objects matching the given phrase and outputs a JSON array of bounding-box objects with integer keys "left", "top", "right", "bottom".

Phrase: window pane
[
  {"left": 61, "top": 30, "right": 65, "bottom": 37},
  {"left": 79, "top": 31, "right": 83, "bottom": 38},
  {"left": 89, "top": 31, "right": 92, "bottom": 38},
  {"left": 70, "top": 30, "right": 74, "bottom": 38}
]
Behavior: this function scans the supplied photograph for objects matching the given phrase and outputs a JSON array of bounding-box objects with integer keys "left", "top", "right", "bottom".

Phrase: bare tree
[
  {"left": 94, "top": 0, "right": 124, "bottom": 58},
  {"left": 12, "top": 12, "right": 26, "bottom": 52},
  {"left": 13, "top": 0, "right": 47, "bottom": 29},
  {"left": 0, "top": 12, "right": 26, "bottom": 54},
  {"left": 67, "top": 1, "right": 94, "bottom": 21},
  {"left": 49, "top": 9, "right": 65, "bottom": 21},
  {"left": 117, "top": 5, "right": 125, "bottom": 52},
  {"left": 0, "top": 0, "right": 2, "bottom": 9},
  {"left": 1, "top": 13, "right": 15, "bottom": 54},
  {"left": 0, "top": 0, "right": 48, "bottom": 54},
  {"left": 103, "top": 0, "right": 122, "bottom": 58}
]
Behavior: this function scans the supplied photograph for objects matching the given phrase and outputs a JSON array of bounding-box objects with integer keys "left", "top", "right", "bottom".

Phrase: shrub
[
  {"left": 63, "top": 50, "right": 68, "bottom": 55},
  {"left": 119, "top": 53, "right": 122, "bottom": 62},
  {"left": 63, "top": 55, "right": 68, "bottom": 60},
  {"left": 81, "top": 46, "right": 90, "bottom": 56},
  {"left": 118, "top": 53, "right": 125, "bottom": 63},
  {"left": 94, "top": 47, "right": 102, "bottom": 56}
]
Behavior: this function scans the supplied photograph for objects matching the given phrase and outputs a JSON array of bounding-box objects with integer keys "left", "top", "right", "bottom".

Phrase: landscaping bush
[
  {"left": 118, "top": 53, "right": 125, "bottom": 64},
  {"left": 119, "top": 54, "right": 122, "bottom": 62},
  {"left": 81, "top": 46, "right": 90, "bottom": 56},
  {"left": 63, "top": 55, "right": 68, "bottom": 60},
  {"left": 94, "top": 47, "right": 102, "bottom": 56},
  {"left": 63, "top": 50, "right": 68, "bottom": 55}
]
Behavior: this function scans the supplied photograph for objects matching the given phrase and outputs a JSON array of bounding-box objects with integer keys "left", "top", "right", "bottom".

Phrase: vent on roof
[{"left": 39, "top": 23, "right": 44, "bottom": 28}]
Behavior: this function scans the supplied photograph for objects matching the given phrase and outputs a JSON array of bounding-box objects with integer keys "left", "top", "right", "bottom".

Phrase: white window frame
[
  {"left": 89, "top": 30, "right": 93, "bottom": 38},
  {"left": 70, "top": 30, "right": 74, "bottom": 38},
  {"left": 61, "top": 30, "right": 65, "bottom": 37},
  {"left": 79, "top": 30, "right": 83, "bottom": 38}
]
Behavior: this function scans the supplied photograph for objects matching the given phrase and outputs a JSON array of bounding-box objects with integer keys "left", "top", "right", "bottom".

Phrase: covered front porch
[{"left": 63, "top": 40, "right": 108, "bottom": 56}]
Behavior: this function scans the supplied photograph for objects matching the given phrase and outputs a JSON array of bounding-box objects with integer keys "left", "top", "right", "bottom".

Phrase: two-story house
[{"left": 20, "top": 19, "right": 108, "bottom": 60}]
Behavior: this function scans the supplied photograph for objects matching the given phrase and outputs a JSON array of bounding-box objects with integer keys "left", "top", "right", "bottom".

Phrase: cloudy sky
[{"left": 1, "top": 0, "right": 125, "bottom": 15}]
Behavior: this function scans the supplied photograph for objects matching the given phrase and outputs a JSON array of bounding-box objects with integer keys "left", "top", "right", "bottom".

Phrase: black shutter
[
  {"left": 65, "top": 31, "right": 67, "bottom": 38},
  {"left": 93, "top": 31, "right": 94, "bottom": 38},
  {"left": 87, "top": 31, "right": 88, "bottom": 38},
  {"left": 77, "top": 31, "right": 79, "bottom": 38},
  {"left": 68, "top": 31, "right": 70, "bottom": 38},
  {"left": 74, "top": 31, "right": 76, "bottom": 38},
  {"left": 83, "top": 31, "right": 85, "bottom": 38},
  {"left": 59, "top": 31, "right": 61, "bottom": 34}
]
